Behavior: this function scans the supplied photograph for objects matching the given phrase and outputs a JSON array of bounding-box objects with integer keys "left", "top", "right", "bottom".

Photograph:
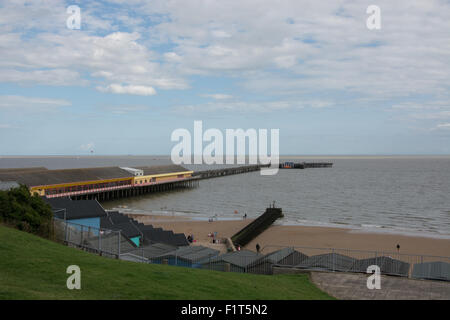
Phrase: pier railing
[{"left": 192, "top": 164, "right": 270, "bottom": 179}]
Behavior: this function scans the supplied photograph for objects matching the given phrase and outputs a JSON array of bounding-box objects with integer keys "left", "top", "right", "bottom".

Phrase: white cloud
[
  {"left": 1, "top": 0, "right": 450, "bottom": 105},
  {"left": 436, "top": 123, "right": 450, "bottom": 129},
  {"left": 0, "top": 95, "right": 71, "bottom": 110},
  {"left": 102, "top": 105, "right": 150, "bottom": 114},
  {"left": 97, "top": 83, "right": 157, "bottom": 96},
  {"left": 139, "top": 0, "right": 450, "bottom": 99},
  {"left": 173, "top": 99, "right": 335, "bottom": 113},
  {"left": 201, "top": 93, "right": 233, "bottom": 100}
]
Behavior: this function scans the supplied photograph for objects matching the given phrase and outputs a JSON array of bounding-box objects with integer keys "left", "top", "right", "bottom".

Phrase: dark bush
[{"left": 0, "top": 185, "right": 54, "bottom": 238}]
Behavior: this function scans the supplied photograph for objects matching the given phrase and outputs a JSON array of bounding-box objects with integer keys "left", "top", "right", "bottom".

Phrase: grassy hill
[{"left": 0, "top": 225, "right": 333, "bottom": 300}]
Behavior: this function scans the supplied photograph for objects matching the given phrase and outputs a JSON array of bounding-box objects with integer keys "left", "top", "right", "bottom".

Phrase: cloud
[
  {"left": 174, "top": 98, "right": 334, "bottom": 113},
  {"left": 201, "top": 93, "right": 233, "bottom": 100},
  {"left": 101, "top": 104, "right": 150, "bottom": 114},
  {"left": 1, "top": 0, "right": 449, "bottom": 115},
  {"left": 173, "top": 99, "right": 335, "bottom": 114},
  {"left": 0, "top": 95, "right": 71, "bottom": 111},
  {"left": 97, "top": 83, "right": 157, "bottom": 96},
  {"left": 436, "top": 123, "right": 450, "bottom": 129}
]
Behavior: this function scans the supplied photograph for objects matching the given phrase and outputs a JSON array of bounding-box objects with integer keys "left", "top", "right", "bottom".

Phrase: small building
[
  {"left": 247, "top": 247, "right": 309, "bottom": 275},
  {"left": 132, "top": 165, "right": 193, "bottom": 186},
  {"left": 296, "top": 253, "right": 356, "bottom": 272},
  {"left": 84, "top": 232, "right": 135, "bottom": 257},
  {"left": 101, "top": 214, "right": 142, "bottom": 247},
  {"left": 412, "top": 261, "right": 450, "bottom": 281},
  {"left": 100, "top": 211, "right": 189, "bottom": 248},
  {"left": 350, "top": 256, "right": 410, "bottom": 277},
  {"left": 45, "top": 197, "right": 107, "bottom": 230},
  {"left": 120, "top": 243, "right": 177, "bottom": 263},
  {"left": 119, "top": 167, "right": 144, "bottom": 176},
  {"left": 152, "top": 246, "right": 220, "bottom": 268},
  {"left": 202, "top": 250, "right": 263, "bottom": 273}
]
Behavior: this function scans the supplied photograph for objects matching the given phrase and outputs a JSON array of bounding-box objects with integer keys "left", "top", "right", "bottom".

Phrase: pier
[
  {"left": 67, "top": 177, "right": 199, "bottom": 201},
  {"left": 231, "top": 206, "right": 284, "bottom": 247},
  {"left": 0, "top": 165, "right": 199, "bottom": 202},
  {"left": 192, "top": 164, "right": 270, "bottom": 179},
  {"left": 279, "top": 162, "right": 333, "bottom": 169}
]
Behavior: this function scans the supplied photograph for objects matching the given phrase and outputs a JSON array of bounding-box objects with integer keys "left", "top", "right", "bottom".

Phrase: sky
[{"left": 0, "top": 0, "right": 450, "bottom": 156}]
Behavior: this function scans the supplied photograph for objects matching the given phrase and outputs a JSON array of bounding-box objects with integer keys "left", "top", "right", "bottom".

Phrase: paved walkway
[{"left": 310, "top": 272, "right": 450, "bottom": 300}]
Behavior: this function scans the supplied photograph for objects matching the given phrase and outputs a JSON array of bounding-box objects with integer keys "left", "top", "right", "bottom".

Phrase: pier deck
[
  {"left": 192, "top": 164, "right": 270, "bottom": 179},
  {"left": 279, "top": 162, "right": 333, "bottom": 169}
]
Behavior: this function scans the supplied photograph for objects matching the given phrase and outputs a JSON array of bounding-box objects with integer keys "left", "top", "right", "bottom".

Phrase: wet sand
[{"left": 129, "top": 214, "right": 450, "bottom": 257}]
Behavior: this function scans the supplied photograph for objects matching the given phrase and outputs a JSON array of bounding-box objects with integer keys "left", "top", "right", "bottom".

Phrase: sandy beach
[{"left": 130, "top": 214, "right": 450, "bottom": 258}]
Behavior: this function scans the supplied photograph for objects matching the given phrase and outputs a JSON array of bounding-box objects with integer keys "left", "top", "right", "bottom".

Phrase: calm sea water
[{"left": 1, "top": 155, "right": 449, "bottom": 238}]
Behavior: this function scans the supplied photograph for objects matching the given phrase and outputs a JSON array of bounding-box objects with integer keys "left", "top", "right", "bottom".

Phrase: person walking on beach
[{"left": 256, "top": 243, "right": 260, "bottom": 253}]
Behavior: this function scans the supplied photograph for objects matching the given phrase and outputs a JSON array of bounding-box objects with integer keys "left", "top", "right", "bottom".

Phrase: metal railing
[
  {"left": 53, "top": 218, "right": 122, "bottom": 258},
  {"left": 252, "top": 245, "right": 450, "bottom": 280}
]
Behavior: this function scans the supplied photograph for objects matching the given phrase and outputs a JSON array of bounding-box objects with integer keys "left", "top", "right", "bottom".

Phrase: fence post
[
  {"left": 332, "top": 248, "right": 335, "bottom": 272},
  {"left": 99, "top": 229, "right": 102, "bottom": 255},
  {"left": 375, "top": 251, "right": 378, "bottom": 270},
  {"left": 66, "top": 222, "right": 70, "bottom": 244},
  {"left": 64, "top": 220, "right": 68, "bottom": 244},
  {"left": 117, "top": 230, "right": 121, "bottom": 259},
  {"left": 224, "top": 262, "right": 231, "bottom": 272},
  {"left": 420, "top": 255, "right": 424, "bottom": 278},
  {"left": 80, "top": 225, "right": 84, "bottom": 247}
]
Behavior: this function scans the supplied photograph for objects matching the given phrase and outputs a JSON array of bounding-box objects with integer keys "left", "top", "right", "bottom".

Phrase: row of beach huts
[{"left": 46, "top": 197, "right": 449, "bottom": 282}]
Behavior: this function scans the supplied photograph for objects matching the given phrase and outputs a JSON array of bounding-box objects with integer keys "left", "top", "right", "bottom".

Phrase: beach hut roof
[
  {"left": 350, "top": 256, "right": 410, "bottom": 277},
  {"left": 126, "top": 243, "right": 177, "bottom": 259},
  {"left": 260, "top": 247, "right": 308, "bottom": 264},
  {"left": 157, "top": 245, "right": 220, "bottom": 262},
  {"left": 297, "top": 253, "right": 356, "bottom": 272},
  {"left": 210, "top": 250, "right": 263, "bottom": 268},
  {"left": 46, "top": 197, "right": 107, "bottom": 220}
]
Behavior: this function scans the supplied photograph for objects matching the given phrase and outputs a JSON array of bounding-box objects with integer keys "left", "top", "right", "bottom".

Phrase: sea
[{"left": 1, "top": 155, "right": 449, "bottom": 239}]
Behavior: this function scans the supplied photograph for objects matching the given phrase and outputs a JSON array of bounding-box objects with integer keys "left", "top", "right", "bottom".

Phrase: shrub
[{"left": 0, "top": 185, "right": 54, "bottom": 238}]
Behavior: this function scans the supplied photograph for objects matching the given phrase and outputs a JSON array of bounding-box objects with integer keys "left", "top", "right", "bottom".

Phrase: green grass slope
[{"left": 0, "top": 225, "right": 333, "bottom": 300}]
